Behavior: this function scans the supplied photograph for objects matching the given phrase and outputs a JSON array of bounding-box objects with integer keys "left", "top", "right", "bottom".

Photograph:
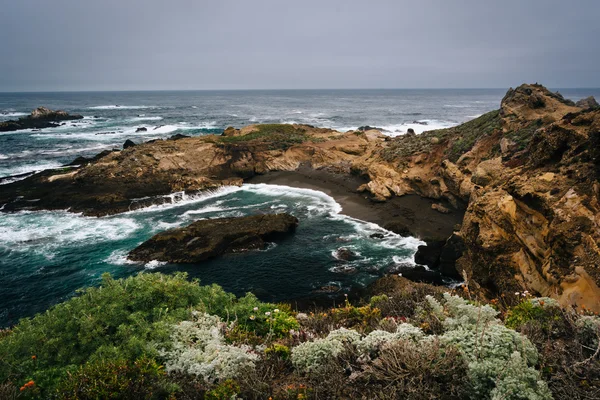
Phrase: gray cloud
[{"left": 1, "top": 0, "right": 599, "bottom": 91}]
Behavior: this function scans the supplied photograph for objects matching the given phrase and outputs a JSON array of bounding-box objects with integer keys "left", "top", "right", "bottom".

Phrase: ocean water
[{"left": 1, "top": 88, "right": 598, "bottom": 327}]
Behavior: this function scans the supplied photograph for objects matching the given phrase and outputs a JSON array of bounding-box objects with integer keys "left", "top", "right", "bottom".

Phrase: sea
[{"left": 1, "top": 88, "right": 598, "bottom": 327}]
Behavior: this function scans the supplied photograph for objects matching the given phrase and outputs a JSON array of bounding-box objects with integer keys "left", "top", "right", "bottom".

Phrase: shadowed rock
[
  {"left": 128, "top": 213, "right": 298, "bottom": 263},
  {"left": 0, "top": 107, "right": 83, "bottom": 132}
]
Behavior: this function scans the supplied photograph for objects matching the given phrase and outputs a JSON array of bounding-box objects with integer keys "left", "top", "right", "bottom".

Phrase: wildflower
[
  {"left": 344, "top": 293, "right": 348, "bottom": 297},
  {"left": 515, "top": 292, "right": 520, "bottom": 296},
  {"left": 249, "top": 315, "right": 255, "bottom": 320},
  {"left": 253, "top": 306, "right": 259, "bottom": 311},
  {"left": 31, "top": 355, "right": 36, "bottom": 360},
  {"left": 274, "top": 308, "right": 280, "bottom": 313},
  {"left": 265, "top": 311, "right": 271, "bottom": 316}
]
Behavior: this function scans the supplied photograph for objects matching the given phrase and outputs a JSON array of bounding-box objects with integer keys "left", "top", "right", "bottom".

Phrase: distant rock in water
[
  {"left": 576, "top": 96, "right": 599, "bottom": 109},
  {"left": 135, "top": 127, "right": 147, "bottom": 132},
  {"left": 128, "top": 213, "right": 299, "bottom": 263},
  {"left": 123, "top": 139, "right": 136, "bottom": 149},
  {"left": 168, "top": 133, "right": 190, "bottom": 141},
  {"left": 357, "top": 125, "right": 383, "bottom": 132},
  {"left": 0, "top": 107, "right": 83, "bottom": 132}
]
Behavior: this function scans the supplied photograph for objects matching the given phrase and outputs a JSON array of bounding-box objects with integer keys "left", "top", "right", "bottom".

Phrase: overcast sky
[{"left": 1, "top": 0, "right": 599, "bottom": 91}]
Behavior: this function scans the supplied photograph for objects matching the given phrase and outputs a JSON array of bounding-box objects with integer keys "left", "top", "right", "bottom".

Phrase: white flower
[
  {"left": 265, "top": 311, "right": 271, "bottom": 316},
  {"left": 253, "top": 307, "right": 259, "bottom": 311},
  {"left": 249, "top": 315, "right": 255, "bottom": 320},
  {"left": 274, "top": 308, "right": 280, "bottom": 313},
  {"left": 515, "top": 292, "right": 520, "bottom": 296}
]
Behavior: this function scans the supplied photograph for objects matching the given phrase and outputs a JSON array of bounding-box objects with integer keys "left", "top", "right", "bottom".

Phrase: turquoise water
[
  {"left": 2, "top": 88, "right": 599, "bottom": 327},
  {"left": 0, "top": 184, "right": 422, "bottom": 327}
]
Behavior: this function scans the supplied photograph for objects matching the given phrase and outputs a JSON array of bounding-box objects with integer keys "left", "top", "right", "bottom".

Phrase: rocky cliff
[{"left": 1, "top": 85, "right": 598, "bottom": 311}]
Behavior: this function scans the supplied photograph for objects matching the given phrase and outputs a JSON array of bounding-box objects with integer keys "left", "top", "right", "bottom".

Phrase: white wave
[
  {"left": 105, "top": 249, "right": 140, "bottom": 265},
  {"left": 0, "top": 161, "right": 63, "bottom": 178},
  {"left": 241, "top": 183, "right": 343, "bottom": 215},
  {"left": 145, "top": 260, "right": 167, "bottom": 269},
  {"left": 87, "top": 105, "right": 151, "bottom": 110},
  {"left": 0, "top": 173, "right": 35, "bottom": 185},
  {"left": 0, "top": 211, "right": 141, "bottom": 253},
  {"left": 126, "top": 186, "right": 244, "bottom": 214},
  {"left": 0, "top": 154, "right": 8, "bottom": 160},
  {"left": 0, "top": 112, "right": 27, "bottom": 117},
  {"left": 130, "top": 116, "right": 163, "bottom": 121}
]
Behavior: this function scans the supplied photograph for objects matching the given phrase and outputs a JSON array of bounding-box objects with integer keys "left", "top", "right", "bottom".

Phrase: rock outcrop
[
  {"left": 128, "top": 213, "right": 298, "bottom": 263},
  {"left": 0, "top": 107, "right": 83, "bottom": 132}
]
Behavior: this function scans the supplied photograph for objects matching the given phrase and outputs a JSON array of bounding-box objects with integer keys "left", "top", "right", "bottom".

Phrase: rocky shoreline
[
  {"left": 0, "top": 106, "right": 83, "bottom": 132},
  {"left": 1, "top": 84, "right": 599, "bottom": 312}
]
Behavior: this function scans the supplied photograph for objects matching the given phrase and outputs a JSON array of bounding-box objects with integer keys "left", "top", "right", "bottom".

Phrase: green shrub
[
  {"left": 505, "top": 298, "right": 560, "bottom": 330},
  {"left": 264, "top": 344, "right": 291, "bottom": 360},
  {"left": 205, "top": 379, "right": 240, "bottom": 400},
  {"left": 0, "top": 273, "right": 206, "bottom": 393},
  {"left": 55, "top": 357, "right": 175, "bottom": 400}
]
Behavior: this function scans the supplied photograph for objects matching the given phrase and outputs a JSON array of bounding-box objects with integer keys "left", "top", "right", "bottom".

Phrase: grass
[
  {"left": 380, "top": 110, "right": 502, "bottom": 163},
  {"left": 218, "top": 124, "right": 310, "bottom": 150}
]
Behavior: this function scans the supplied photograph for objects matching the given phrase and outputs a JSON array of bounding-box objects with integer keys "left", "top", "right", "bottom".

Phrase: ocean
[{"left": 1, "top": 88, "right": 598, "bottom": 327}]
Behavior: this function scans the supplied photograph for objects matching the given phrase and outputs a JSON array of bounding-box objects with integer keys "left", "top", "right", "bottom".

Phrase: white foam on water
[
  {"left": 0, "top": 173, "right": 36, "bottom": 185},
  {"left": 130, "top": 116, "right": 163, "bottom": 121},
  {"left": 0, "top": 211, "right": 141, "bottom": 253},
  {"left": 105, "top": 249, "right": 140, "bottom": 265},
  {"left": 125, "top": 186, "right": 244, "bottom": 214},
  {"left": 0, "top": 112, "right": 28, "bottom": 118},
  {"left": 87, "top": 105, "right": 152, "bottom": 110},
  {"left": 0, "top": 154, "right": 8, "bottom": 160},
  {"left": 145, "top": 260, "right": 167, "bottom": 269},
  {"left": 0, "top": 161, "right": 63, "bottom": 178},
  {"left": 241, "top": 183, "right": 343, "bottom": 215}
]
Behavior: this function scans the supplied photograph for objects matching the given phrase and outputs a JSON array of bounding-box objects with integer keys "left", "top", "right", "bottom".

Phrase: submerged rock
[
  {"left": 333, "top": 247, "right": 359, "bottom": 261},
  {"left": 135, "top": 127, "right": 147, "bottom": 132},
  {"left": 0, "top": 107, "right": 83, "bottom": 132},
  {"left": 128, "top": 213, "right": 298, "bottom": 263}
]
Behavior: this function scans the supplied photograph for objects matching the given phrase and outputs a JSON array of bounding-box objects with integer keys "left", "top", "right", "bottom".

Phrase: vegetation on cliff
[{"left": 1, "top": 273, "right": 598, "bottom": 399}]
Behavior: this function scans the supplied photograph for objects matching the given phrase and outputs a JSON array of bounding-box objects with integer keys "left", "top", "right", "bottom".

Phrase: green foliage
[
  {"left": 0, "top": 273, "right": 297, "bottom": 396},
  {"left": 504, "top": 119, "right": 543, "bottom": 151},
  {"left": 264, "top": 343, "right": 291, "bottom": 360},
  {"left": 55, "top": 357, "right": 175, "bottom": 400},
  {"left": 204, "top": 379, "right": 240, "bottom": 400},
  {"left": 229, "top": 294, "right": 299, "bottom": 338},
  {"left": 380, "top": 110, "right": 501, "bottom": 163},
  {"left": 218, "top": 124, "right": 309, "bottom": 149},
  {"left": 505, "top": 298, "right": 558, "bottom": 330},
  {"left": 0, "top": 273, "right": 206, "bottom": 393}
]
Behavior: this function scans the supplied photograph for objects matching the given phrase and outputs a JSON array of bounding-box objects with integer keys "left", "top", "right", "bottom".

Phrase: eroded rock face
[
  {"left": 128, "top": 213, "right": 298, "bottom": 263},
  {"left": 0, "top": 107, "right": 83, "bottom": 132}
]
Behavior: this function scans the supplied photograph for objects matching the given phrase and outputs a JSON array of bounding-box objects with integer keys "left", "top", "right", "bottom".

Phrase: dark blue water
[{"left": 1, "top": 88, "right": 598, "bottom": 327}]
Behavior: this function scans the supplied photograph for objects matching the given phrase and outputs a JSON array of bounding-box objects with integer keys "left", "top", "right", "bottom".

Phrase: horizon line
[{"left": 1, "top": 86, "right": 599, "bottom": 94}]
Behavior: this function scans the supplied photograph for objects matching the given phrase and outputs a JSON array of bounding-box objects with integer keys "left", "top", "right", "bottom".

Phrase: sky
[{"left": 1, "top": 0, "right": 599, "bottom": 91}]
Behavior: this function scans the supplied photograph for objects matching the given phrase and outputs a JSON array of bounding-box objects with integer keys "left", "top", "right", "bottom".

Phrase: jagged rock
[
  {"left": 431, "top": 203, "right": 450, "bottom": 214},
  {"left": 438, "top": 234, "right": 464, "bottom": 279},
  {"left": 135, "top": 127, "right": 147, "bottom": 132},
  {"left": 168, "top": 133, "right": 190, "bottom": 141},
  {"left": 370, "top": 233, "right": 385, "bottom": 239},
  {"left": 128, "top": 213, "right": 298, "bottom": 263},
  {"left": 386, "top": 263, "right": 446, "bottom": 285},
  {"left": 334, "top": 247, "right": 359, "bottom": 261},
  {"left": 414, "top": 241, "right": 445, "bottom": 268},
  {"left": 357, "top": 126, "right": 383, "bottom": 132},
  {"left": 123, "top": 139, "right": 136, "bottom": 149},
  {"left": 0, "top": 107, "right": 83, "bottom": 132},
  {"left": 576, "top": 96, "right": 599, "bottom": 109}
]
